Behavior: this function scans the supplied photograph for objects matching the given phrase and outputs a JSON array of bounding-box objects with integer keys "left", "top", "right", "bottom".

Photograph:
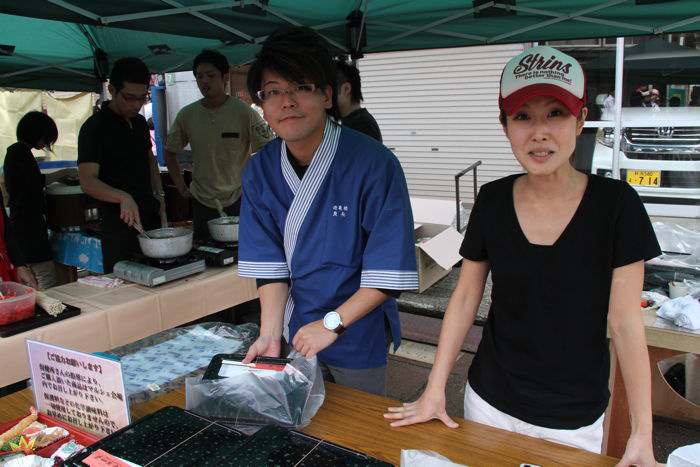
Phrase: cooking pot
[
  {"left": 138, "top": 227, "right": 193, "bottom": 259},
  {"left": 207, "top": 216, "right": 239, "bottom": 243}
]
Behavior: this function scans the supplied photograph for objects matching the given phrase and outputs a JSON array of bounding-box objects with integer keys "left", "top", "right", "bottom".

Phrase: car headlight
[{"left": 595, "top": 127, "right": 615, "bottom": 148}]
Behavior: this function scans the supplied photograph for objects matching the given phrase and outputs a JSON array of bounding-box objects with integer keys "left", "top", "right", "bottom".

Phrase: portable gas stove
[
  {"left": 113, "top": 254, "right": 206, "bottom": 287},
  {"left": 193, "top": 240, "right": 237, "bottom": 267}
]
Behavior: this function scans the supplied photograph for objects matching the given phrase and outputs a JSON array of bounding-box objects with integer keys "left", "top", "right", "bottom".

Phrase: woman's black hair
[
  {"left": 16, "top": 111, "right": 58, "bottom": 150},
  {"left": 247, "top": 26, "right": 338, "bottom": 119}
]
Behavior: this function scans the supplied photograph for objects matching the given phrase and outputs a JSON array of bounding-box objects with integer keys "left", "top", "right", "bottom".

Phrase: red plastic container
[
  {"left": 0, "top": 282, "right": 35, "bottom": 325},
  {"left": 0, "top": 412, "right": 98, "bottom": 458}
]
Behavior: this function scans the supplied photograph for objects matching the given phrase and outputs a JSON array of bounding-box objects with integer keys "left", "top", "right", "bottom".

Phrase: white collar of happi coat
[{"left": 280, "top": 117, "right": 341, "bottom": 266}]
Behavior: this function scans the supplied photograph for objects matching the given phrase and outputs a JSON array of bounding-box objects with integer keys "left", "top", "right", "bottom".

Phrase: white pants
[{"left": 463, "top": 383, "right": 604, "bottom": 454}]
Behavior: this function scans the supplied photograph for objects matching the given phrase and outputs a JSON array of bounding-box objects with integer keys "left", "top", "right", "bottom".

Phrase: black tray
[
  {"left": 0, "top": 303, "right": 80, "bottom": 337},
  {"left": 66, "top": 406, "right": 391, "bottom": 466}
]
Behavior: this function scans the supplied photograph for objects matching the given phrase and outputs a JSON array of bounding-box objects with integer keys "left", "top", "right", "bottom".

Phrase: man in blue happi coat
[{"left": 239, "top": 26, "right": 417, "bottom": 395}]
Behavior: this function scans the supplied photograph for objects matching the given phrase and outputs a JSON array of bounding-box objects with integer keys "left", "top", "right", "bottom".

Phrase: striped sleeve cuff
[
  {"left": 360, "top": 270, "right": 419, "bottom": 290},
  {"left": 238, "top": 261, "right": 290, "bottom": 279}
]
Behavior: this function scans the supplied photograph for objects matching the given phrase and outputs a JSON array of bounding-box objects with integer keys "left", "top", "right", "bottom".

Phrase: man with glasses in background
[
  {"left": 238, "top": 27, "right": 417, "bottom": 396},
  {"left": 164, "top": 50, "right": 272, "bottom": 240},
  {"left": 78, "top": 57, "right": 164, "bottom": 272}
]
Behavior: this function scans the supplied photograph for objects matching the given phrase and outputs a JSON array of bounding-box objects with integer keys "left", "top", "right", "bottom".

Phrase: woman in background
[{"left": 4, "top": 111, "right": 74, "bottom": 289}]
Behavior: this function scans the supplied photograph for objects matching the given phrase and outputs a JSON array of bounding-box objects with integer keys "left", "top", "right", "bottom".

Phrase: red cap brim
[{"left": 500, "top": 83, "right": 585, "bottom": 116}]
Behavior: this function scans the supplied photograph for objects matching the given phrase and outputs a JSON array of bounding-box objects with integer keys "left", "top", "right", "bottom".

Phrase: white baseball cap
[{"left": 499, "top": 45, "right": 586, "bottom": 116}]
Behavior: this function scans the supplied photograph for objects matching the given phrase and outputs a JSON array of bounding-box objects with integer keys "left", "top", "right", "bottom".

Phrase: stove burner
[{"left": 132, "top": 253, "right": 201, "bottom": 270}]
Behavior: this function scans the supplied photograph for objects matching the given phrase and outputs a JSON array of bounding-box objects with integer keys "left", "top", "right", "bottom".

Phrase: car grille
[
  {"left": 625, "top": 126, "right": 700, "bottom": 146},
  {"left": 624, "top": 152, "right": 700, "bottom": 161}
]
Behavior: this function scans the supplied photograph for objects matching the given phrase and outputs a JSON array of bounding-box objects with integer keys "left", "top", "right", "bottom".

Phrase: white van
[{"left": 592, "top": 107, "right": 700, "bottom": 215}]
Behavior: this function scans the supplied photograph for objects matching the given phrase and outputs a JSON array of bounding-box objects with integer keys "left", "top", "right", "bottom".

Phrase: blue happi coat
[{"left": 238, "top": 120, "right": 418, "bottom": 369}]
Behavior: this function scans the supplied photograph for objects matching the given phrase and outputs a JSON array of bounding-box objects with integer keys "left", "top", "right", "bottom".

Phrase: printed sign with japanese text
[{"left": 27, "top": 340, "right": 130, "bottom": 437}]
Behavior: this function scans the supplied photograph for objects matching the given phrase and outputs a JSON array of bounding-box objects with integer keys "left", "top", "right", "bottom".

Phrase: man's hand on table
[
  {"left": 292, "top": 319, "right": 338, "bottom": 358},
  {"left": 242, "top": 335, "right": 282, "bottom": 363},
  {"left": 384, "top": 386, "right": 458, "bottom": 428}
]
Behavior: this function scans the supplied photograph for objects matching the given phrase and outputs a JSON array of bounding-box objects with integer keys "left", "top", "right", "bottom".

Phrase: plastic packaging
[
  {"left": 667, "top": 443, "right": 700, "bottom": 467},
  {"left": 185, "top": 351, "right": 325, "bottom": 429},
  {"left": 0, "top": 282, "right": 35, "bottom": 325},
  {"left": 400, "top": 450, "right": 466, "bottom": 467},
  {"left": 111, "top": 322, "right": 258, "bottom": 404},
  {"left": 647, "top": 222, "right": 700, "bottom": 274}
]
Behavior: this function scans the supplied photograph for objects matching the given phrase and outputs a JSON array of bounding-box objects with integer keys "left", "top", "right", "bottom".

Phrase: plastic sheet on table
[
  {"left": 185, "top": 351, "right": 324, "bottom": 429},
  {"left": 647, "top": 221, "right": 700, "bottom": 274},
  {"left": 111, "top": 322, "right": 258, "bottom": 404}
]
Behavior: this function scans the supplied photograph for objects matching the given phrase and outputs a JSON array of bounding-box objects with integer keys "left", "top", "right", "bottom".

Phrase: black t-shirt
[
  {"left": 341, "top": 108, "right": 383, "bottom": 143},
  {"left": 77, "top": 102, "right": 158, "bottom": 218},
  {"left": 3, "top": 142, "right": 52, "bottom": 263},
  {"left": 460, "top": 173, "right": 661, "bottom": 429}
]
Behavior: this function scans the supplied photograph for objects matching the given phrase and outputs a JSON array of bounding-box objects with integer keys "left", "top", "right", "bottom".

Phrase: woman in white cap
[{"left": 385, "top": 46, "right": 660, "bottom": 465}]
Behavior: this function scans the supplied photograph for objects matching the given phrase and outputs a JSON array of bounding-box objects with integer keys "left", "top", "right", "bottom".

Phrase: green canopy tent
[{"left": 2, "top": 0, "right": 700, "bottom": 91}]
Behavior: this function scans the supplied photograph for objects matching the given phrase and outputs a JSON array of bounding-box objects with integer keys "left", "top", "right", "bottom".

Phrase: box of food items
[{"left": 0, "top": 407, "right": 98, "bottom": 465}]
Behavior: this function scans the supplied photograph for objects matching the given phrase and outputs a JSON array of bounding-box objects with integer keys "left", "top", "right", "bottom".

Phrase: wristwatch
[{"left": 323, "top": 311, "right": 346, "bottom": 335}]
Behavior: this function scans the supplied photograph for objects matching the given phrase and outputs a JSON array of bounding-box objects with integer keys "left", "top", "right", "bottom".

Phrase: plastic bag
[
  {"left": 647, "top": 222, "right": 700, "bottom": 274},
  {"left": 667, "top": 443, "right": 700, "bottom": 467},
  {"left": 185, "top": 351, "right": 325, "bottom": 429},
  {"left": 111, "top": 322, "right": 258, "bottom": 404},
  {"left": 400, "top": 450, "right": 466, "bottom": 467}
]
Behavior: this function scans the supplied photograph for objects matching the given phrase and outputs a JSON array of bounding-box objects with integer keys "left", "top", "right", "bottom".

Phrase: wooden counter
[
  {"left": 0, "top": 383, "right": 618, "bottom": 467},
  {"left": 0, "top": 266, "right": 257, "bottom": 388}
]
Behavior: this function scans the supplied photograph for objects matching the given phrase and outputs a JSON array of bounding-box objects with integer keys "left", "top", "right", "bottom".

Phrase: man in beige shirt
[{"left": 165, "top": 49, "right": 272, "bottom": 240}]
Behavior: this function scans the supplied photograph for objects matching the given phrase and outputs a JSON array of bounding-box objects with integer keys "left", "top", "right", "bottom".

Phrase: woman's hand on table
[
  {"left": 383, "top": 387, "right": 458, "bottom": 428},
  {"left": 242, "top": 335, "right": 281, "bottom": 364},
  {"left": 16, "top": 266, "right": 38, "bottom": 289},
  {"left": 616, "top": 433, "right": 658, "bottom": 467}
]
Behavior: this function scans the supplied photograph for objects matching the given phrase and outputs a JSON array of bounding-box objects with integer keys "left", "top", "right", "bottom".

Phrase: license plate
[{"left": 626, "top": 170, "right": 660, "bottom": 187}]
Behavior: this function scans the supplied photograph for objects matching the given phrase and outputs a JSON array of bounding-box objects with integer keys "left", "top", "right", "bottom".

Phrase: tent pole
[
  {"left": 489, "top": 0, "right": 641, "bottom": 43},
  {"left": 367, "top": 19, "right": 486, "bottom": 42},
  {"left": 254, "top": 1, "right": 348, "bottom": 53},
  {"left": 366, "top": 5, "right": 481, "bottom": 51},
  {"left": 0, "top": 55, "right": 94, "bottom": 79},
  {"left": 612, "top": 37, "right": 624, "bottom": 181},
  {"left": 47, "top": 0, "right": 99, "bottom": 21},
  {"left": 102, "top": 2, "right": 235, "bottom": 24},
  {"left": 159, "top": 0, "right": 254, "bottom": 42}
]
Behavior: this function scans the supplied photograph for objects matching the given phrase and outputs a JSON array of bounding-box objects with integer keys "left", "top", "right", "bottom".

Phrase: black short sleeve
[
  {"left": 612, "top": 183, "right": 662, "bottom": 268},
  {"left": 77, "top": 117, "right": 102, "bottom": 165},
  {"left": 459, "top": 187, "right": 488, "bottom": 261}
]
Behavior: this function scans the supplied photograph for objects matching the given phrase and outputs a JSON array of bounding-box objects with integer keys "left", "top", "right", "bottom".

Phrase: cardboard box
[{"left": 411, "top": 198, "right": 464, "bottom": 293}]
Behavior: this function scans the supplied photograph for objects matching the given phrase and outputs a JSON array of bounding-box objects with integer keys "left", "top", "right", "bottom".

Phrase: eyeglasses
[
  {"left": 256, "top": 83, "right": 317, "bottom": 103},
  {"left": 119, "top": 91, "right": 150, "bottom": 104}
]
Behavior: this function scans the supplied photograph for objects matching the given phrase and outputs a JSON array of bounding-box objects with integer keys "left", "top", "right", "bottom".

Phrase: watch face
[{"left": 323, "top": 312, "right": 341, "bottom": 330}]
